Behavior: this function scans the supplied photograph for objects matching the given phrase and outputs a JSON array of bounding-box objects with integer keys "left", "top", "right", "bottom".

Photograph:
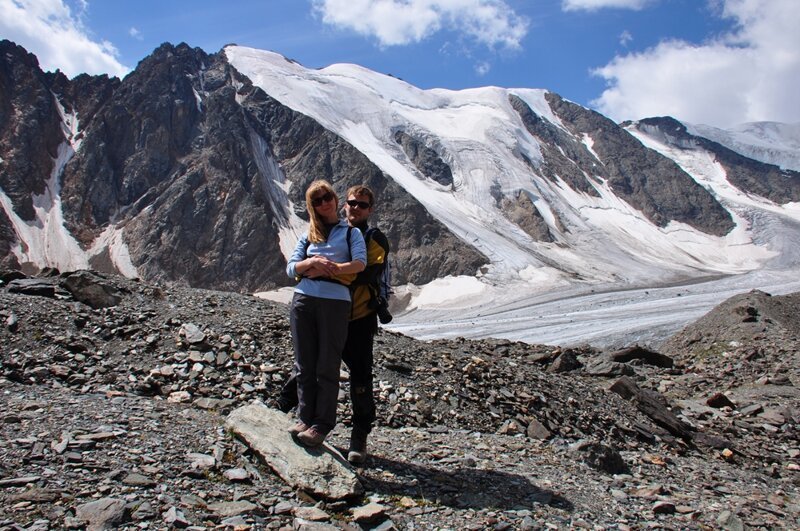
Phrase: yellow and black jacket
[{"left": 349, "top": 227, "right": 390, "bottom": 321}]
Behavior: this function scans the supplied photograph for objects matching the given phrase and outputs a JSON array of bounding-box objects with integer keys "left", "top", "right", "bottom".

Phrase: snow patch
[
  {"left": 687, "top": 121, "right": 800, "bottom": 172},
  {"left": 88, "top": 224, "right": 139, "bottom": 278},
  {"left": 405, "top": 275, "right": 487, "bottom": 310},
  {"left": 0, "top": 141, "right": 88, "bottom": 272}
]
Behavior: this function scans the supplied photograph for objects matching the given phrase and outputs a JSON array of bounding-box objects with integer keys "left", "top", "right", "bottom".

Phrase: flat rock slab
[{"left": 225, "top": 402, "right": 362, "bottom": 500}]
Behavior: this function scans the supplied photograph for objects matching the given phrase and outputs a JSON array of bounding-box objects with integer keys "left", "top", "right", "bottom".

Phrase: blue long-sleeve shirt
[{"left": 287, "top": 220, "right": 366, "bottom": 301}]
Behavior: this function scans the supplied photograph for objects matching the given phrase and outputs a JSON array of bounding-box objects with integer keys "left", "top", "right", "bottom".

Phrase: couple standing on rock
[{"left": 278, "top": 180, "right": 391, "bottom": 465}]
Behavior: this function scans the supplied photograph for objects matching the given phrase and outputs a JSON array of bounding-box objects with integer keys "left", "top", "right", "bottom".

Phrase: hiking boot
[
  {"left": 347, "top": 429, "right": 368, "bottom": 465},
  {"left": 287, "top": 421, "right": 309, "bottom": 436},
  {"left": 297, "top": 427, "right": 326, "bottom": 447}
]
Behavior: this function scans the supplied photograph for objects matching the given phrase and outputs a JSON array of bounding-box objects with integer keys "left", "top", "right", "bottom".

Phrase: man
[{"left": 276, "top": 184, "right": 390, "bottom": 464}]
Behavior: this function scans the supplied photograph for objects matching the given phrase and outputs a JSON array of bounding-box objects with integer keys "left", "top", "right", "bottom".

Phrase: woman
[{"left": 286, "top": 180, "right": 366, "bottom": 447}]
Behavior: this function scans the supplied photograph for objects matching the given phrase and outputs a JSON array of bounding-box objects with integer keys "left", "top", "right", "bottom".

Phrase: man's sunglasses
[
  {"left": 346, "top": 199, "right": 371, "bottom": 209},
  {"left": 311, "top": 192, "right": 335, "bottom": 207}
]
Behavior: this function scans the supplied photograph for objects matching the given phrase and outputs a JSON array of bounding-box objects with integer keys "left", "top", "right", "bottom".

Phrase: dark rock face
[
  {"left": 0, "top": 40, "right": 67, "bottom": 220},
  {"left": 2, "top": 39, "right": 794, "bottom": 292},
  {"left": 0, "top": 40, "right": 486, "bottom": 290},
  {"left": 393, "top": 130, "right": 453, "bottom": 187},
  {"left": 633, "top": 116, "right": 800, "bottom": 204},
  {"left": 509, "top": 93, "right": 735, "bottom": 237},
  {"left": 542, "top": 93, "right": 735, "bottom": 237},
  {"left": 242, "top": 86, "right": 487, "bottom": 286},
  {"left": 509, "top": 94, "right": 600, "bottom": 197},
  {"left": 501, "top": 190, "right": 554, "bottom": 242}
]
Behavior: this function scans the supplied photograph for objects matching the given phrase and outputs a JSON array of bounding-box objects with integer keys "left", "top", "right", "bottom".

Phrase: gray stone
[
  {"left": 223, "top": 467, "right": 250, "bottom": 482},
  {"left": 0, "top": 475, "right": 41, "bottom": 487},
  {"left": 186, "top": 452, "right": 216, "bottom": 469},
  {"left": 206, "top": 500, "right": 259, "bottom": 517},
  {"left": 74, "top": 497, "right": 129, "bottom": 530},
  {"left": 293, "top": 518, "right": 341, "bottom": 530},
  {"left": 569, "top": 440, "right": 628, "bottom": 475},
  {"left": 547, "top": 350, "right": 582, "bottom": 373},
  {"left": 526, "top": 419, "right": 552, "bottom": 440},
  {"left": 608, "top": 345, "right": 674, "bottom": 368},
  {"left": 716, "top": 510, "right": 745, "bottom": 531},
  {"left": 584, "top": 360, "right": 634, "bottom": 377},
  {"left": 122, "top": 473, "right": 157, "bottom": 488},
  {"left": 163, "top": 506, "right": 190, "bottom": 528},
  {"left": 6, "top": 278, "right": 59, "bottom": 297},
  {"left": 225, "top": 402, "right": 363, "bottom": 500},
  {"left": 351, "top": 502, "right": 388, "bottom": 523},
  {"left": 294, "top": 506, "right": 330, "bottom": 521},
  {"left": 60, "top": 271, "right": 123, "bottom": 308},
  {"left": 273, "top": 501, "right": 295, "bottom": 515},
  {"left": 220, "top": 516, "right": 248, "bottom": 527},
  {"left": 181, "top": 323, "right": 206, "bottom": 345},
  {"left": 739, "top": 403, "right": 764, "bottom": 416}
]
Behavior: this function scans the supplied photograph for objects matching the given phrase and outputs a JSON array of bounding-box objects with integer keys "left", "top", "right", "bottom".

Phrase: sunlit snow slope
[
  {"left": 230, "top": 46, "right": 800, "bottom": 346},
  {"left": 227, "top": 47, "right": 795, "bottom": 292},
  {"left": 687, "top": 121, "right": 800, "bottom": 172}
]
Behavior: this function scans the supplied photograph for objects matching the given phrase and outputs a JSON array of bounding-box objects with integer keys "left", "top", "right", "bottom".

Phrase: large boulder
[{"left": 226, "top": 402, "right": 363, "bottom": 500}]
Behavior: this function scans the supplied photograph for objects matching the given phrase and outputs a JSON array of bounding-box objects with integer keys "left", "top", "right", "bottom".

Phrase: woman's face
[{"left": 310, "top": 189, "right": 338, "bottom": 222}]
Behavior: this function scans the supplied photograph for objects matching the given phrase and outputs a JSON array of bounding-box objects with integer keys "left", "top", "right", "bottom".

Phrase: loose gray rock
[
  {"left": 584, "top": 359, "right": 634, "bottom": 377},
  {"left": 526, "top": 419, "right": 552, "bottom": 440},
  {"left": 351, "top": 502, "right": 388, "bottom": 523},
  {"left": 206, "top": 500, "right": 260, "bottom": 518},
  {"left": 225, "top": 402, "right": 363, "bottom": 500},
  {"left": 74, "top": 498, "right": 129, "bottom": 530},
  {"left": 608, "top": 345, "right": 674, "bottom": 368},
  {"left": 569, "top": 440, "right": 629, "bottom": 475},
  {"left": 61, "top": 271, "right": 123, "bottom": 309}
]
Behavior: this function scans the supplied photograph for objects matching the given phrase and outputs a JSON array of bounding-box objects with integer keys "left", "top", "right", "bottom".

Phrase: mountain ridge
[{"left": 1, "top": 40, "right": 799, "bottom": 320}]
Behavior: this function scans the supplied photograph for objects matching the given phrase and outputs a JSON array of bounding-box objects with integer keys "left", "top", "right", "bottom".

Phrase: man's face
[{"left": 344, "top": 193, "right": 373, "bottom": 226}]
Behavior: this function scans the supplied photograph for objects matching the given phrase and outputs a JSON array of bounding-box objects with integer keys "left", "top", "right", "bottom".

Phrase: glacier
[{"left": 230, "top": 46, "right": 800, "bottom": 348}]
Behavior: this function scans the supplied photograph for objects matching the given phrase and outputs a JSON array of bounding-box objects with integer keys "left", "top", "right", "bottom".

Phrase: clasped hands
[{"left": 303, "top": 255, "right": 341, "bottom": 279}]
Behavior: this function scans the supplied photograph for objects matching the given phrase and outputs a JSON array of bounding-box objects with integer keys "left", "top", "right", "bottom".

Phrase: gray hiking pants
[{"left": 290, "top": 292, "right": 351, "bottom": 434}]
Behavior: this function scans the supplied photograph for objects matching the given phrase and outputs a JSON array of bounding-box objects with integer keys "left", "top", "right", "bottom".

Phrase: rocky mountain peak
[{"left": 2, "top": 39, "right": 799, "bottom": 300}]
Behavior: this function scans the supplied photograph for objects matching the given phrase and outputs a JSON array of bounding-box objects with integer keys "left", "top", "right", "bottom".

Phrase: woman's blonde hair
[{"left": 305, "top": 180, "right": 338, "bottom": 243}]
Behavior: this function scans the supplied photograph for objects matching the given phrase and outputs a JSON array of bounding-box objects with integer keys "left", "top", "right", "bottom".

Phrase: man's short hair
[{"left": 346, "top": 185, "right": 375, "bottom": 206}]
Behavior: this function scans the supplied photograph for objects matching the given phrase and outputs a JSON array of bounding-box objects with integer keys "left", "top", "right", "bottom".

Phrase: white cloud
[
  {"left": 0, "top": 0, "right": 130, "bottom": 78},
  {"left": 312, "top": 0, "right": 529, "bottom": 50},
  {"left": 474, "top": 60, "right": 491, "bottom": 76},
  {"left": 562, "top": 0, "right": 653, "bottom": 11},
  {"left": 129, "top": 27, "right": 143, "bottom": 40},
  {"left": 591, "top": 0, "right": 800, "bottom": 128},
  {"left": 618, "top": 30, "right": 632, "bottom": 46}
]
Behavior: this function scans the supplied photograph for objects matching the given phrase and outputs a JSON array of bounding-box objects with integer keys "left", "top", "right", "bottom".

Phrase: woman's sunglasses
[
  {"left": 311, "top": 192, "right": 335, "bottom": 207},
  {"left": 346, "top": 199, "right": 371, "bottom": 209}
]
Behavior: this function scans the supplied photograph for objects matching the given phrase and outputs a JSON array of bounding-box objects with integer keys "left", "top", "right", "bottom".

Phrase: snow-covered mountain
[
  {"left": 226, "top": 47, "right": 800, "bottom": 282},
  {"left": 687, "top": 121, "right": 800, "bottom": 172},
  {"left": 2, "top": 40, "right": 800, "bottom": 346}
]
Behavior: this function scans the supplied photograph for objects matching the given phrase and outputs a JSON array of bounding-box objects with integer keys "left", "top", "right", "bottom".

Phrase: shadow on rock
[{"left": 360, "top": 454, "right": 573, "bottom": 512}]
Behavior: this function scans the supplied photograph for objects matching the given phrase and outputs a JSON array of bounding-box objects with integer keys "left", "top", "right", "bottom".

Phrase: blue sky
[{"left": 2, "top": 0, "right": 799, "bottom": 128}]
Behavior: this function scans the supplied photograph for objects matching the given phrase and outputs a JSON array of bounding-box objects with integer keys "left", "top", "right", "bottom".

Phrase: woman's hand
[{"left": 300, "top": 255, "right": 339, "bottom": 278}]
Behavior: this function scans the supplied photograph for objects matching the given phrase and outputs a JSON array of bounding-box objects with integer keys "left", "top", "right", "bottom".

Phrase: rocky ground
[{"left": 0, "top": 270, "right": 797, "bottom": 530}]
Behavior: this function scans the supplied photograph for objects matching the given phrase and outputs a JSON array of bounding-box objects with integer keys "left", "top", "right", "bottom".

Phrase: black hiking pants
[
  {"left": 280, "top": 311, "right": 378, "bottom": 433},
  {"left": 289, "top": 293, "right": 350, "bottom": 434}
]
